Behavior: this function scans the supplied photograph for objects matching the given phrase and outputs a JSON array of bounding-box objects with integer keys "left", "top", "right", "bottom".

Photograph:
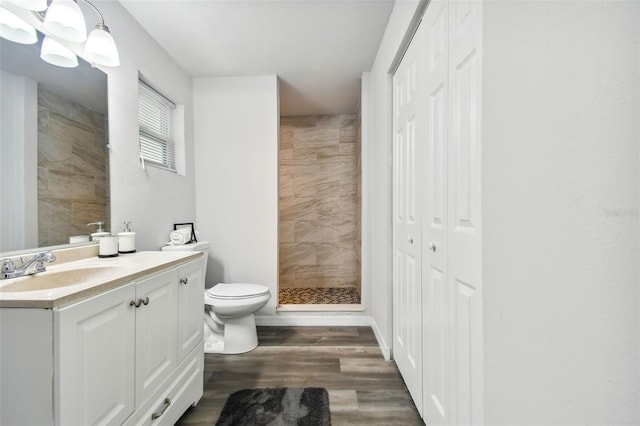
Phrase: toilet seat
[{"left": 207, "top": 283, "right": 270, "bottom": 300}]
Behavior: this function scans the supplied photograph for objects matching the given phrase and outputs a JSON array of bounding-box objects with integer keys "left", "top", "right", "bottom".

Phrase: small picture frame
[{"left": 173, "top": 222, "right": 197, "bottom": 243}]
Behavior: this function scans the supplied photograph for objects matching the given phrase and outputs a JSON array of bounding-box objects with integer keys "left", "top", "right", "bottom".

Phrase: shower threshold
[{"left": 277, "top": 304, "right": 364, "bottom": 313}]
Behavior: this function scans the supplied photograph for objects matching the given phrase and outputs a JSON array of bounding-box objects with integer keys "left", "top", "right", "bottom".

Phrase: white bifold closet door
[
  {"left": 392, "top": 18, "right": 427, "bottom": 416},
  {"left": 422, "top": 0, "right": 450, "bottom": 423},
  {"left": 393, "top": 0, "right": 484, "bottom": 424}
]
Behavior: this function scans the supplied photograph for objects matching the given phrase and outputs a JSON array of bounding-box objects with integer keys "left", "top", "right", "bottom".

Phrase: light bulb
[
  {"left": 43, "top": 0, "right": 86, "bottom": 43},
  {"left": 85, "top": 24, "right": 120, "bottom": 67},
  {"left": 40, "top": 35, "right": 78, "bottom": 68},
  {"left": 0, "top": 6, "right": 37, "bottom": 44}
]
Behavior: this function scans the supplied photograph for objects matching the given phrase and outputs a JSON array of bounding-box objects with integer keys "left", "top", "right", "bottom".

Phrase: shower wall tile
[
  {"left": 280, "top": 176, "right": 295, "bottom": 197},
  {"left": 317, "top": 243, "right": 357, "bottom": 266},
  {"left": 279, "top": 220, "right": 296, "bottom": 243},
  {"left": 294, "top": 221, "right": 341, "bottom": 243},
  {"left": 280, "top": 243, "right": 317, "bottom": 268},
  {"left": 279, "top": 115, "right": 361, "bottom": 293},
  {"left": 280, "top": 197, "right": 319, "bottom": 221}
]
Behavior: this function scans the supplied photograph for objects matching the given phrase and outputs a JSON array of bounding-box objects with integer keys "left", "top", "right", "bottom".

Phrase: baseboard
[
  {"left": 370, "top": 317, "right": 391, "bottom": 361},
  {"left": 255, "top": 313, "right": 372, "bottom": 327}
]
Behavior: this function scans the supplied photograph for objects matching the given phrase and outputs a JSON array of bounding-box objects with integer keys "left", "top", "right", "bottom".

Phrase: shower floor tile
[{"left": 279, "top": 287, "right": 361, "bottom": 305}]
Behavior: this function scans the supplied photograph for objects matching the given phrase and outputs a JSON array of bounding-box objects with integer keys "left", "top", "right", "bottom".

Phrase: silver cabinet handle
[
  {"left": 179, "top": 277, "right": 189, "bottom": 285},
  {"left": 151, "top": 397, "right": 171, "bottom": 420},
  {"left": 428, "top": 242, "right": 437, "bottom": 252},
  {"left": 130, "top": 298, "right": 149, "bottom": 308}
]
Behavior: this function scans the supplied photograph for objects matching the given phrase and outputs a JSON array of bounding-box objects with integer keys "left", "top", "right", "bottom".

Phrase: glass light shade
[
  {"left": 43, "top": 0, "right": 86, "bottom": 42},
  {"left": 40, "top": 35, "right": 78, "bottom": 68},
  {"left": 0, "top": 6, "right": 37, "bottom": 44},
  {"left": 85, "top": 25, "right": 119, "bottom": 66},
  {"left": 3, "top": 0, "right": 48, "bottom": 11}
]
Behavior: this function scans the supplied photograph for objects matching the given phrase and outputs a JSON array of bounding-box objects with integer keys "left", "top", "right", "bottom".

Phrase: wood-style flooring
[{"left": 176, "top": 326, "right": 424, "bottom": 426}]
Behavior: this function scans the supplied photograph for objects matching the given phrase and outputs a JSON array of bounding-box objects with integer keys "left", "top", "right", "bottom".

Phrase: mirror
[{"left": 0, "top": 35, "right": 109, "bottom": 255}]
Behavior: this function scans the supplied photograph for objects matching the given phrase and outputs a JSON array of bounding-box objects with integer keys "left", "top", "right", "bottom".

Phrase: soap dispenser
[
  {"left": 118, "top": 221, "right": 136, "bottom": 254},
  {"left": 87, "top": 221, "right": 109, "bottom": 241}
]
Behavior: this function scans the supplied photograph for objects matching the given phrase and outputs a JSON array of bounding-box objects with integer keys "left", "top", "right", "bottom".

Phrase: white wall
[
  {"left": 481, "top": 1, "right": 639, "bottom": 424},
  {"left": 363, "top": 0, "right": 422, "bottom": 358},
  {"left": 95, "top": 1, "right": 196, "bottom": 250},
  {"left": 0, "top": 72, "right": 38, "bottom": 252},
  {"left": 193, "top": 76, "right": 279, "bottom": 315},
  {"left": 367, "top": 0, "right": 639, "bottom": 421}
]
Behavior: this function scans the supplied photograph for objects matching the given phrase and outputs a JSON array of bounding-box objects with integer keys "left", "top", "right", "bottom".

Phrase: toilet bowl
[
  {"left": 204, "top": 283, "right": 270, "bottom": 354},
  {"left": 161, "top": 241, "right": 271, "bottom": 354}
]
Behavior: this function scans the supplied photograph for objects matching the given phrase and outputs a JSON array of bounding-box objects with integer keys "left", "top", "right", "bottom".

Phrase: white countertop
[{"left": 0, "top": 251, "right": 202, "bottom": 309}]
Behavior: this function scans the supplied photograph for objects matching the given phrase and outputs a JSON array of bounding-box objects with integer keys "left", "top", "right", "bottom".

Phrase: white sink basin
[{"left": 0, "top": 264, "right": 132, "bottom": 293}]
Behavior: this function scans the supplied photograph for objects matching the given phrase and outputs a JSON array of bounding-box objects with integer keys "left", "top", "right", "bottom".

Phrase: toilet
[{"left": 161, "top": 241, "right": 271, "bottom": 354}]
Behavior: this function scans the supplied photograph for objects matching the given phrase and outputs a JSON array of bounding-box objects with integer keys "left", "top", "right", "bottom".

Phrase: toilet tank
[{"left": 161, "top": 241, "right": 210, "bottom": 273}]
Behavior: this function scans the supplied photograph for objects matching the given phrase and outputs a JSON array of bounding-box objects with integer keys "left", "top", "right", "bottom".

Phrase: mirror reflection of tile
[{"left": 38, "top": 89, "right": 109, "bottom": 247}]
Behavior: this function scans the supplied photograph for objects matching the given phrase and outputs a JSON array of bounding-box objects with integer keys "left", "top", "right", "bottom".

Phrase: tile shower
[
  {"left": 279, "top": 114, "right": 361, "bottom": 305},
  {"left": 38, "top": 89, "right": 109, "bottom": 247}
]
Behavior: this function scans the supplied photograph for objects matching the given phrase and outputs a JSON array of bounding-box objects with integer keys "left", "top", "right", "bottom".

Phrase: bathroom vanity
[{"left": 0, "top": 247, "right": 205, "bottom": 425}]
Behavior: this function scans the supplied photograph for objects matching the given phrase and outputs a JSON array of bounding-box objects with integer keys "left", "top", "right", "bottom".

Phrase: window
[{"left": 138, "top": 79, "right": 176, "bottom": 171}]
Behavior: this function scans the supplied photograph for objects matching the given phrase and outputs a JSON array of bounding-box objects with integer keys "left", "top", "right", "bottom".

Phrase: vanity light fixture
[
  {"left": 0, "top": 0, "right": 119, "bottom": 67},
  {"left": 0, "top": 6, "right": 37, "bottom": 44}
]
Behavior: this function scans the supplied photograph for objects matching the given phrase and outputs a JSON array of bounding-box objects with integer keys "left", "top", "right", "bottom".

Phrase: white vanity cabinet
[
  {"left": 0, "top": 255, "right": 204, "bottom": 426},
  {"left": 133, "top": 268, "right": 179, "bottom": 408},
  {"left": 56, "top": 282, "right": 137, "bottom": 425},
  {"left": 177, "top": 258, "right": 205, "bottom": 362}
]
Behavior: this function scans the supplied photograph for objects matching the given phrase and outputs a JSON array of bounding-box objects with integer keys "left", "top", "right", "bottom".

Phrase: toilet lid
[{"left": 207, "top": 283, "right": 270, "bottom": 299}]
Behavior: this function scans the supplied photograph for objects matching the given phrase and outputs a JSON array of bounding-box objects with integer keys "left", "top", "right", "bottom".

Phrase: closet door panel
[
  {"left": 448, "top": 0, "right": 483, "bottom": 424},
  {"left": 423, "top": 1, "right": 451, "bottom": 425},
  {"left": 392, "top": 21, "right": 426, "bottom": 415}
]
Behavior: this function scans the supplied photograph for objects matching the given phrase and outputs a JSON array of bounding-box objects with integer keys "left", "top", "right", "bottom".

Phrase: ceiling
[{"left": 118, "top": 0, "right": 394, "bottom": 116}]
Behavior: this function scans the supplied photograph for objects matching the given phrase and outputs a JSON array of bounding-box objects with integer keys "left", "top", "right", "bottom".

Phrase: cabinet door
[
  {"left": 177, "top": 257, "right": 205, "bottom": 362},
  {"left": 135, "top": 268, "right": 179, "bottom": 407},
  {"left": 56, "top": 283, "right": 136, "bottom": 426}
]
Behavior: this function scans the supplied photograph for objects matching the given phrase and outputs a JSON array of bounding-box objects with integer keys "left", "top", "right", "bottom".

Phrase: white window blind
[{"left": 138, "top": 80, "right": 176, "bottom": 171}]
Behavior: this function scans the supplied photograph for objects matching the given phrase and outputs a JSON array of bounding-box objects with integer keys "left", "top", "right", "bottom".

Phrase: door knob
[
  {"left": 428, "top": 242, "right": 437, "bottom": 252},
  {"left": 408, "top": 236, "right": 414, "bottom": 244}
]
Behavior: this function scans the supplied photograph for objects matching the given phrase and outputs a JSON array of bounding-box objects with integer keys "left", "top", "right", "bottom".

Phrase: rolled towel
[{"left": 170, "top": 227, "right": 192, "bottom": 245}]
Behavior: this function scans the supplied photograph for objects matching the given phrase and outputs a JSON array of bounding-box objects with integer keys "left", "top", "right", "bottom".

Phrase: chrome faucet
[{"left": 1, "top": 251, "right": 56, "bottom": 280}]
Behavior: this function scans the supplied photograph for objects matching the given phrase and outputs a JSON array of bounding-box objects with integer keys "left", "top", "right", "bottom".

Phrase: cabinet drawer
[{"left": 124, "top": 345, "right": 203, "bottom": 426}]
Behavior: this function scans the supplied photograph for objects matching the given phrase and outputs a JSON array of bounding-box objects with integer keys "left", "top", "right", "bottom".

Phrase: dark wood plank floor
[{"left": 176, "top": 326, "right": 424, "bottom": 426}]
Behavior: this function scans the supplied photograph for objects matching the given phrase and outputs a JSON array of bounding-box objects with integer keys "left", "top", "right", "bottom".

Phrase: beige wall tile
[
  {"left": 279, "top": 243, "right": 317, "bottom": 268},
  {"left": 278, "top": 114, "right": 360, "bottom": 294},
  {"left": 279, "top": 197, "right": 319, "bottom": 221},
  {"left": 279, "top": 220, "right": 296, "bottom": 243},
  {"left": 294, "top": 221, "right": 341, "bottom": 243}
]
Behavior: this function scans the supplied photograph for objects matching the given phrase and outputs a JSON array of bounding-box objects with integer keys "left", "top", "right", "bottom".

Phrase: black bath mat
[{"left": 215, "top": 387, "right": 331, "bottom": 426}]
